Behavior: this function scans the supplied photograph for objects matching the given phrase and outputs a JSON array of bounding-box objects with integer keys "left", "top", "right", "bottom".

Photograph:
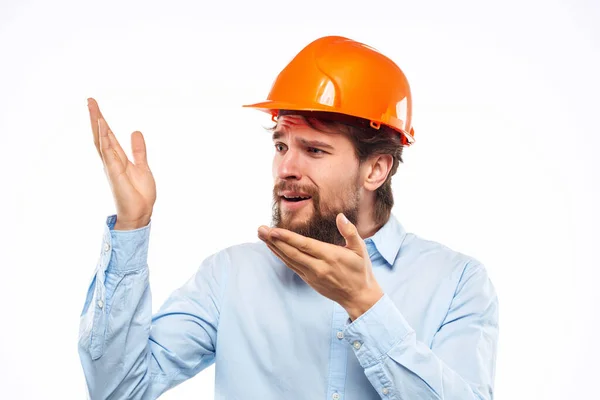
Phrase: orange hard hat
[{"left": 243, "top": 36, "right": 415, "bottom": 146}]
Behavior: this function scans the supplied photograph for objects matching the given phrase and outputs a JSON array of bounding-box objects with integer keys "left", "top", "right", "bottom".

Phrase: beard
[{"left": 271, "top": 177, "right": 361, "bottom": 246}]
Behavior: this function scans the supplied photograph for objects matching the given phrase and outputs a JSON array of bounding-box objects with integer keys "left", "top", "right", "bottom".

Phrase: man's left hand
[{"left": 257, "top": 213, "right": 384, "bottom": 321}]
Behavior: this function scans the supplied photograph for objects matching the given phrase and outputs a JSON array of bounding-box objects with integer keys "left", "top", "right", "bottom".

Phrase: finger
[
  {"left": 336, "top": 213, "right": 366, "bottom": 255},
  {"left": 269, "top": 238, "right": 318, "bottom": 271},
  {"left": 98, "top": 118, "right": 125, "bottom": 176},
  {"left": 265, "top": 241, "right": 306, "bottom": 278},
  {"left": 87, "top": 98, "right": 111, "bottom": 159},
  {"left": 107, "top": 127, "right": 128, "bottom": 167},
  {"left": 88, "top": 98, "right": 101, "bottom": 158},
  {"left": 265, "top": 227, "right": 330, "bottom": 260},
  {"left": 86, "top": 99, "right": 127, "bottom": 167},
  {"left": 131, "top": 131, "right": 149, "bottom": 168}
]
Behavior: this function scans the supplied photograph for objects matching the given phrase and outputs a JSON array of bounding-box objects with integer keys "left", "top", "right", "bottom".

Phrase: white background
[{"left": 1, "top": 0, "right": 598, "bottom": 398}]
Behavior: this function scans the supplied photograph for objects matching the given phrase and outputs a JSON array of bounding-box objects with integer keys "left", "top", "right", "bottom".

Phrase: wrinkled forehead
[
  {"left": 275, "top": 115, "right": 308, "bottom": 130},
  {"left": 274, "top": 113, "right": 342, "bottom": 135}
]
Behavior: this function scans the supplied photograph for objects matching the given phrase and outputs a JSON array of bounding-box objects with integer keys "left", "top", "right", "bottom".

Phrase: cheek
[
  {"left": 322, "top": 169, "right": 360, "bottom": 202},
  {"left": 272, "top": 158, "right": 279, "bottom": 179},
  {"left": 318, "top": 177, "right": 345, "bottom": 204}
]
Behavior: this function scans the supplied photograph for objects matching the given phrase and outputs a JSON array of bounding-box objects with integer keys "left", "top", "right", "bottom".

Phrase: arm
[
  {"left": 343, "top": 262, "right": 499, "bottom": 400},
  {"left": 78, "top": 215, "right": 227, "bottom": 399}
]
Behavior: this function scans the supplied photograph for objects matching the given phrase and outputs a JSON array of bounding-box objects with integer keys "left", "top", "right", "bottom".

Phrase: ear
[{"left": 361, "top": 154, "right": 393, "bottom": 192}]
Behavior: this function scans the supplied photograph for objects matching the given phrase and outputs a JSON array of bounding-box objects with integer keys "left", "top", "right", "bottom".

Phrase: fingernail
[{"left": 341, "top": 214, "right": 349, "bottom": 224}]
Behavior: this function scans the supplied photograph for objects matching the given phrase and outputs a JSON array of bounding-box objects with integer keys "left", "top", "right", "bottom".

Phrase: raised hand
[{"left": 88, "top": 98, "right": 156, "bottom": 230}]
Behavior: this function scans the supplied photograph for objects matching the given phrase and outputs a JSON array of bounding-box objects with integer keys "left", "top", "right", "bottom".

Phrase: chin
[
  {"left": 280, "top": 207, "right": 312, "bottom": 223},
  {"left": 279, "top": 215, "right": 308, "bottom": 231}
]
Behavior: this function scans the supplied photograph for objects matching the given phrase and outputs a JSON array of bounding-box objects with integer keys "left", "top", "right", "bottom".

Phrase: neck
[{"left": 355, "top": 206, "right": 385, "bottom": 239}]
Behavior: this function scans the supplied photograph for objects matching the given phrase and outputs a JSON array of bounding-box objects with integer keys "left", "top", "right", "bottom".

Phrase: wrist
[
  {"left": 344, "top": 285, "right": 384, "bottom": 321},
  {"left": 114, "top": 215, "right": 151, "bottom": 231}
]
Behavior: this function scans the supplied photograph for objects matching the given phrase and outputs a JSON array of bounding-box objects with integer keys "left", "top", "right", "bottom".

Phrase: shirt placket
[{"left": 326, "top": 301, "right": 350, "bottom": 400}]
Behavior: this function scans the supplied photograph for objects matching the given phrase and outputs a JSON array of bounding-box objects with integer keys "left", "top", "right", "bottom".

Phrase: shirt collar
[{"left": 363, "top": 213, "right": 407, "bottom": 269}]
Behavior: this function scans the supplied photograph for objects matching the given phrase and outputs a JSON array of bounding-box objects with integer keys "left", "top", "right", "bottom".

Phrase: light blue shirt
[{"left": 78, "top": 213, "right": 498, "bottom": 399}]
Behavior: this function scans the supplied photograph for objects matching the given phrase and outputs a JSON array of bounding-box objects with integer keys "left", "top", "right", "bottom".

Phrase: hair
[{"left": 271, "top": 110, "right": 404, "bottom": 226}]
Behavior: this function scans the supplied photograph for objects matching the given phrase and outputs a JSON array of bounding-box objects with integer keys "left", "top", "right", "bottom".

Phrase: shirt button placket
[{"left": 327, "top": 303, "right": 348, "bottom": 400}]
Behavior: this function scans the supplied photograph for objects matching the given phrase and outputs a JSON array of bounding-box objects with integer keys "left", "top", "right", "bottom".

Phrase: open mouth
[
  {"left": 280, "top": 195, "right": 313, "bottom": 210},
  {"left": 281, "top": 195, "right": 312, "bottom": 202}
]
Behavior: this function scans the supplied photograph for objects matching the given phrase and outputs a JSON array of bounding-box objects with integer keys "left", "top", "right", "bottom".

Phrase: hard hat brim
[
  {"left": 243, "top": 100, "right": 415, "bottom": 146},
  {"left": 242, "top": 100, "right": 336, "bottom": 115}
]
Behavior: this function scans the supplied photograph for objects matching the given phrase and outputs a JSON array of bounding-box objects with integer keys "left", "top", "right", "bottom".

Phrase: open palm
[{"left": 88, "top": 98, "right": 156, "bottom": 230}]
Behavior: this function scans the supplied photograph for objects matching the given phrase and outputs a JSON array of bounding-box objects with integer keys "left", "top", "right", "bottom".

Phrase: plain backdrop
[{"left": 1, "top": 0, "right": 598, "bottom": 398}]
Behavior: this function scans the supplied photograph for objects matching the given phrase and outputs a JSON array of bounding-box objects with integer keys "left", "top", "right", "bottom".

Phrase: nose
[{"left": 274, "top": 147, "right": 303, "bottom": 181}]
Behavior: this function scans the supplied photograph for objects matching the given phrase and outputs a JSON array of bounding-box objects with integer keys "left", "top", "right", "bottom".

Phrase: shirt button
[
  {"left": 97, "top": 300, "right": 104, "bottom": 309},
  {"left": 382, "top": 388, "right": 389, "bottom": 395},
  {"left": 353, "top": 341, "right": 361, "bottom": 350},
  {"left": 332, "top": 393, "right": 340, "bottom": 400},
  {"left": 103, "top": 242, "right": 110, "bottom": 252},
  {"left": 336, "top": 331, "right": 344, "bottom": 339}
]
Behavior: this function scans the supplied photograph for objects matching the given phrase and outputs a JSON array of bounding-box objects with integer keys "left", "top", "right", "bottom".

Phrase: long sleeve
[
  {"left": 78, "top": 215, "right": 228, "bottom": 399},
  {"left": 343, "top": 261, "right": 498, "bottom": 400}
]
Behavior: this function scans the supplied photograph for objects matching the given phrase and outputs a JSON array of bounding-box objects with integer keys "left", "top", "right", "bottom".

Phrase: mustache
[{"left": 273, "top": 181, "right": 319, "bottom": 198}]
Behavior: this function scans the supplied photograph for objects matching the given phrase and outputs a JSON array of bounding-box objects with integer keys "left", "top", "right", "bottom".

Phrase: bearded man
[{"left": 78, "top": 36, "right": 499, "bottom": 400}]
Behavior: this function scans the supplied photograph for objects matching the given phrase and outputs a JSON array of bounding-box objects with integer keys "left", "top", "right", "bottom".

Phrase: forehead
[
  {"left": 276, "top": 115, "right": 313, "bottom": 131},
  {"left": 274, "top": 115, "right": 341, "bottom": 136}
]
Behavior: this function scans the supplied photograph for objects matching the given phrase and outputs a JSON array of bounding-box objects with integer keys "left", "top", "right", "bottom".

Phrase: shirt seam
[
  {"left": 216, "top": 249, "right": 231, "bottom": 332},
  {"left": 325, "top": 301, "right": 337, "bottom": 398},
  {"left": 362, "top": 329, "right": 413, "bottom": 369},
  {"left": 433, "top": 261, "right": 472, "bottom": 337},
  {"left": 106, "top": 264, "right": 148, "bottom": 274}
]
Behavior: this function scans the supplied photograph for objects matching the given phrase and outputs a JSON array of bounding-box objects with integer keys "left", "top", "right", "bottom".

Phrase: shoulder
[
  {"left": 189, "top": 240, "right": 275, "bottom": 291},
  {"left": 400, "top": 231, "right": 490, "bottom": 284},
  {"left": 216, "top": 240, "right": 272, "bottom": 261},
  {"left": 198, "top": 240, "right": 275, "bottom": 274}
]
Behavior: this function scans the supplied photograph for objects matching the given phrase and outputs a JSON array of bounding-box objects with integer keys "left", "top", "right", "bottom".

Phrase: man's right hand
[{"left": 88, "top": 98, "right": 156, "bottom": 230}]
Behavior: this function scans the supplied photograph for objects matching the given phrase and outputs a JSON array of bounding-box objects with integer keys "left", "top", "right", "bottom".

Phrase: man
[{"left": 79, "top": 36, "right": 498, "bottom": 399}]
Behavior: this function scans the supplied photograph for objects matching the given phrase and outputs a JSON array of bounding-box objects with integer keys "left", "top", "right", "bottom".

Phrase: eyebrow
[{"left": 272, "top": 131, "right": 335, "bottom": 151}]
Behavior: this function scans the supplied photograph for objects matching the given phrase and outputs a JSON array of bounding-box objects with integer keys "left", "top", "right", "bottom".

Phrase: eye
[
  {"left": 274, "top": 143, "right": 287, "bottom": 152},
  {"left": 307, "top": 147, "right": 325, "bottom": 154}
]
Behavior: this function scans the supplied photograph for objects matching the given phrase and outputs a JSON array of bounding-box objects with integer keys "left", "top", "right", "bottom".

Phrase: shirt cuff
[
  {"left": 343, "top": 293, "right": 414, "bottom": 368},
  {"left": 103, "top": 214, "right": 151, "bottom": 273}
]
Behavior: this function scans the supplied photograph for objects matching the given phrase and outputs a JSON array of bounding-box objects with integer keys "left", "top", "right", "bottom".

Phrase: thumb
[
  {"left": 336, "top": 213, "right": 365, "bottom": 254},
  {"left": 131, "top": 131, "right": 148, "bottom": 167}
]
